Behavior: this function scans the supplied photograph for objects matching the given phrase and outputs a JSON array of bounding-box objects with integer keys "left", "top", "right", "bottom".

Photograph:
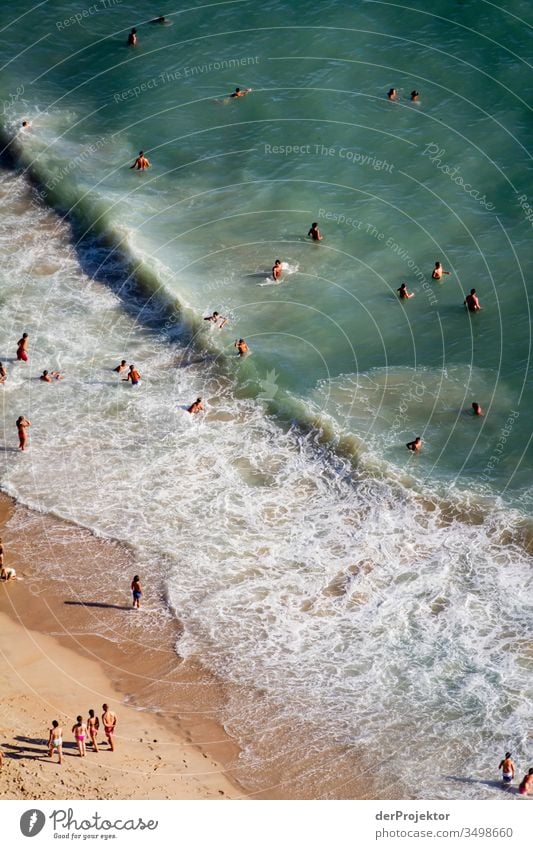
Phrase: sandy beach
[{"left": 0, "top": 494, "right": 242, "bottom": 800}]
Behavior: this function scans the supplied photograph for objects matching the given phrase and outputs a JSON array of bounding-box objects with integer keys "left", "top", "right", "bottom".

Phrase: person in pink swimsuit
[{"left": 72, "top": 715, "right": 88, "bottom": 757}]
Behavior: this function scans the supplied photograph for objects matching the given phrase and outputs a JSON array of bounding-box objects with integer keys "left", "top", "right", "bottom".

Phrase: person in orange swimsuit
[
  {"left": 16, "top": 416, "right": 31, "bottom": 451},
  {"left": 72, "top": 716, "right": 88, "bottom": 758}
]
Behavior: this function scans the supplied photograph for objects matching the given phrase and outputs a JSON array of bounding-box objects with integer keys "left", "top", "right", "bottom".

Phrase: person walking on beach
[
  {"left": 16, "top": 332, "right": 29, "bottom": 361},
  {"left": 308, "top": 223, "right": 323, "bottom": 241},
  {"left": 397, "top": 283, "right": 414, "bottom": 300},
  {"left": 16, "top": 416, "right": 31, "bottom": 451},
  {"left": 123, "top": 364, "right": 141, "bottom": 385},
  {"left": 131, "top": 575, "right": 143, "bottom": 608},
  {"left": 272, "top": 260, "right": 283, "bottom": 281},
  {"left": 235, "top": 339, "right": 249, "bottom": 357},
  {"left": 498, "top": 752, "right": 515, "bottom": 786},
  {"left": 0, "top": 362, "right": 6, "bottom": 384},
  {"left": 72, "top": 716, "right": 88, "bottom": 757},
  {"left": 187, "top": 398, "right": 204, "bottom": 414},
  {"left": 130, "top": 151, "right": 150, "bottom": 170},
  {"left": 406, "top": 437, "right": 422, "bottom": 452},
  {"left": 102, "top": 704, "right": 118, "bottom": 751},
  {"left": 114, "top": 359, "right": 128, "bottom": 373},
  {"left": 87, "top": 709, "right": 99, "bottom": 752},
  {"left": 464, "top": 289, "right": 482, "bottom": 311},
  {"left": 518, "top": 768, "right": 533, "bottom": 795},
  {"left": 48, "top": 720, "right": 63, "bottom": 765},
  {"left": 432, "top": 262, "right": 450, "bottom": 280}
]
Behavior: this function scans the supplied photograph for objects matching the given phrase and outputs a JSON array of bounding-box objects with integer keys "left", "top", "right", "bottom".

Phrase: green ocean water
[{"left": 1, "top": 0, "right": 532, "bottom": 501}]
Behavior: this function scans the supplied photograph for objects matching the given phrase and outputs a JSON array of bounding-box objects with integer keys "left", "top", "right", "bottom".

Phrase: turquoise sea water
[{"left": 0, "top": 1, "right": 532, "bottom": 798}]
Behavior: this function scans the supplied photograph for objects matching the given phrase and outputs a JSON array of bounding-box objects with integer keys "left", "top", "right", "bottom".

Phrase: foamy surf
[{"left": 0, "top": 169, "right": 532, "bottom": 799}]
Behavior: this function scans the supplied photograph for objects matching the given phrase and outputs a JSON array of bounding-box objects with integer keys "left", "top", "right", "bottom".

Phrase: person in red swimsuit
[
  {"left": 16, "top": 332, "right": 29, "bottom": 361},
  {"left": 102, "top": 704, "right": 118, "bottom": 751}
]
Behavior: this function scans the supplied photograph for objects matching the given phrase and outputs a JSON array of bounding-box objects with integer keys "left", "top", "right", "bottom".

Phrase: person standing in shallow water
[
  {"left": 16, "top": 332, "right": 29, "bottom": 361},
  {"left": 406, "top": 437, "right": 422, "bottom": 452},
  {"left": 131, "top": 575, "right": 143, "bottom": 608},
  {"left": 498, "top": 752, "right": 515, "bottom": 785},
  {"left": 130, "top": 151, "right": 150, "bottom": 170},
  {"left": 307, "top": 222, "right": 323, "bottom": 241},
  {"left": 127, "top": 28, "right": 137, "bottom": 46},
  {"left": 16, "top": 416, "right": 31, "bottom": 451}
]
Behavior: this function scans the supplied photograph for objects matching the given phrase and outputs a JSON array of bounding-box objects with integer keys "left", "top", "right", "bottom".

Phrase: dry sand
[{"left": 0, "top": 494, "right": 243, "bottom": 800}]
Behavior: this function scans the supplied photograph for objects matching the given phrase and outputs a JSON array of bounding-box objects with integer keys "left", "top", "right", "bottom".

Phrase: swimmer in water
[
  {"left": 410, "top": 90, "right": 420, "bottom": 102},
  {"left": 150, "top": 15, "right": 169, "bottom": 24},
  {"left": 406, "top": 437, "right": 422, "bottom": 452},
  {"left": 308, "top": 223, "right": 323, "bottom": 241},
  {"left": 397, "top": 283, "right": 414, "bottom": 300},
  {"left": 235, "top": 339, "right": 249, "bottom": 357},
  {"left": 387, "top": 88, "right": 397, "bottom": 100},
  {"left": 130, "top": 151, "right": 150, "bottom": 170},
  {"left": 16, "top": 332, "right": 29, "bottom": 362},
  {"left": 0, "top": 362, "right": 6, "bottom": 384},
  {"left": 272, "top": 260, "right": 283, "bottom": 281},
  {"left": 498, "top": 752, "right": 515, "bottom": 786},
  {"left": 21, "top": 120, "right": 30, "bottom": 129},
  {"left": 40, "top": 370, "right": 63, "bottom": 382},
  {"left": 123, "top": 365, "right": 141, "bottom": 385},
  {"left": 203, "top": 311, "right": 228, "bottom": 328},
  {"left": 187, "top": 397, "right": 204, "bottom": 414},
  {"left": 432, "top": 261, "right": 450, "bottom": 280},
  {"left": 472, "top": 402, "right": 483, "bottom": 416},
  {"left": 114, "top": 360, "right": 128, "bottom": 373},
  {"left": 230, "top": 87, "right": 251, "bottom": 98},
  {"left": 16, "top": 416, "right": 31, "bottom": 451},
  {"left": 127, "top": 28, "right": 137, "bottom": 46},
  {"left": 464, "top": 288, "right": 482, "bottom": 311}
]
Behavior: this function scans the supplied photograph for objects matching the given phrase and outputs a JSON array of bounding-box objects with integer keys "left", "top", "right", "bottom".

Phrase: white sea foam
[{"left": 0, "top": 171, "right": 532, "bottom": 799}]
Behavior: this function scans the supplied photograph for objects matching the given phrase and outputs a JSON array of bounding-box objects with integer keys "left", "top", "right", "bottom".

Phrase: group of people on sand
[
  {"left": 47, "top": 704, "right": 118, "bottom": 765},
  {"left": 498, "top": 752, "right": 533, "bottom": 795}
]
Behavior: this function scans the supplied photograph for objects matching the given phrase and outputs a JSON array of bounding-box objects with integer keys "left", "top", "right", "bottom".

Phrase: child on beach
[
  {"left": 16, "top": 333, "right": 29, "bottom": 361},
  {"left": 72, "top": 716, "right": 88, "bottom": 757},
  {"left": 48, "top": 720, "right": 63, "bottom": 765},
  {"left": 87, "top": 709, "right": 99, "bottom": 752},
  {"left": 131, "top": 575, "right": 143, "bottom": 608}
]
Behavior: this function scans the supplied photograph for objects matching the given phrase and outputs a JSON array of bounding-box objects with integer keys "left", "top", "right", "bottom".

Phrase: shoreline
[{"left": 0, "top": 492, "right": 244, "bottom": 800}]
